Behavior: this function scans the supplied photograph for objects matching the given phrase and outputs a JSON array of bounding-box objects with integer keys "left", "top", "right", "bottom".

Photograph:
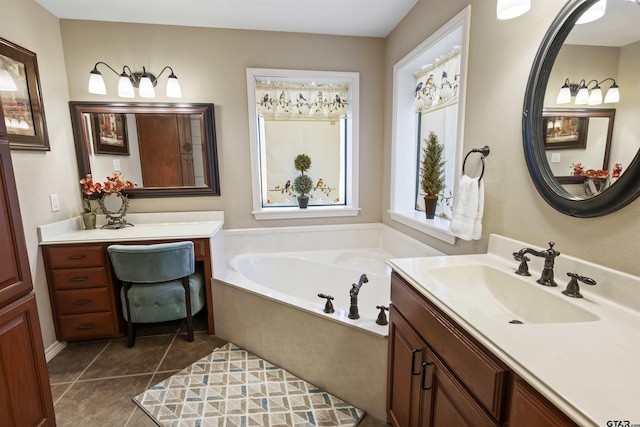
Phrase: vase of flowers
[
  {"left": 420, "top": 131, "right": 445, "bottom": 219},
  {"left": 293, "top": 154, "right": 314, "bottom": 209},
  {"left": 80, "top": 173, "right": 136, "bottom": 229}
]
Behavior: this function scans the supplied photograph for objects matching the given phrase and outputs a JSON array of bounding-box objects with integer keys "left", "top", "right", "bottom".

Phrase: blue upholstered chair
[{"left": 107, "top": 242, "right": 205, "bottom": 348}]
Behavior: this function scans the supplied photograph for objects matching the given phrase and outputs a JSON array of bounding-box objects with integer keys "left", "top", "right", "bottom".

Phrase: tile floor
[{"left": 47, "top": 310, "right": 388, "bottom": 426}]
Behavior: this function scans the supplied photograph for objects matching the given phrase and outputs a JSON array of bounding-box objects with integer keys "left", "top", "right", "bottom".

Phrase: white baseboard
[{"left": 45, "top": 340, "right": 66, "bottom": 362}]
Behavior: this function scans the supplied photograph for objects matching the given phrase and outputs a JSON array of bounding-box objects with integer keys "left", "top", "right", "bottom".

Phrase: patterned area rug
[{"left": 134, "top": 342, "right": 365, "bottom": 426}]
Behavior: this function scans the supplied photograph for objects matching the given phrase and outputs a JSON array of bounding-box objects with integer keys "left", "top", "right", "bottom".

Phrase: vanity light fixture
[
  {"left": 556, "top": 77, "right": 619, "bottom": 105},
  {"left": 88, "top": 62, "right": 182, "bottom": 98},
  {"left": 496, "top": 0, "right": 531, "bottom": 19},
  {"left": 575, "top": 0, "right": 607, "bottom": 24},
  {"left": 0, "top": 69, "right": 18, "bottom": 91}
]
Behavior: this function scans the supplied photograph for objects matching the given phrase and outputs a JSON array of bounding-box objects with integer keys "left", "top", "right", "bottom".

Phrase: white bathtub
[
  {"left": 211, "top": 223, "right": 443, "bottom": 420},
  {"left": 229, "top": 248, "right": 392, "bottom": 335}
]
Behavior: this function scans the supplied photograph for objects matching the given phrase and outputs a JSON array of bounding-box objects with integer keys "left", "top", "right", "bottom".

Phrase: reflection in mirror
[
  {"left": 523, "top": 0, "right": 640, "bottom": 217},
  {"left": 70, "top": 102, "right": 220, "bottom": 198},
  {"left": 543, "top": 0, "right": 640, "bottom": 200}
]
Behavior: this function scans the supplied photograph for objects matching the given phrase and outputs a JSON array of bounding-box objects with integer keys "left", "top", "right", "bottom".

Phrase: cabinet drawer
[
  {"left": 50, "top": 267, "right": 109, "bottom": 290},
  {"left": 58, "top": 312, "right": 118, "bottom": 341},
  {"left": 54, "top": 287, "right": 112, "bottom": 315},
  {"left": 46, "top": 245, "right": 105, "bottom": 268},
  {"left": 391, "top": 272, "right": 507, "bottom": 420}
]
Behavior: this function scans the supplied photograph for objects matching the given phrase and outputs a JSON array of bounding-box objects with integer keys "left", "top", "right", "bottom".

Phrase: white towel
[{"left": 450, "top": 175, "right": 484, "bottom": 241}]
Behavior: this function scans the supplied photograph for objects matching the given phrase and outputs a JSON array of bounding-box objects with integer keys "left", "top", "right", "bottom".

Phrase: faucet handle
[
  {"left": 317, "top": 293, "right": 335, "bottom": 313},
  {"left": 547, "top": 241, "right": 560, "bottom": 257},
  {"left": 562, "top": 272, "right": 597, "bottom": 298},
  {"left": 513, "top": 252, "right": 531, "bottom": 276},
  {"left": 376, "top": 305, "right": 389, "bottom": 325}
]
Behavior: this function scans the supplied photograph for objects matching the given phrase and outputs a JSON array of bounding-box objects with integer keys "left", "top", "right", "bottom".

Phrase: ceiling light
[
  {"left": 576, "top": 0, "right": 607, "bottom": 24},
  {"left": 497, "top": 0, "right": 531, "bottom": 20},
  {"left": 88, "top": 62, "right": 182, "bottom": 98}
]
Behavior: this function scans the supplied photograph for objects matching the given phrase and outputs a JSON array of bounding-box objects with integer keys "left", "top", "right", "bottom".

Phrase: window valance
[
  {"left": 414, "top": 47, "right": 461, "bottom": 113},
  {"left": 256, "top": 81, "right": 349, "bottom": 120}
]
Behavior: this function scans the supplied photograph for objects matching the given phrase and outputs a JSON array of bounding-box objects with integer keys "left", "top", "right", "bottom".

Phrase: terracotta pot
[
  {"left": 424, "top": 196, "right": 438, "bottom": 219},
  {"left": 297, "top": 195, "right": 310, "bottom": 209},
  {"left": 82, "top": 212, "right": 97, "bottom": 230}
]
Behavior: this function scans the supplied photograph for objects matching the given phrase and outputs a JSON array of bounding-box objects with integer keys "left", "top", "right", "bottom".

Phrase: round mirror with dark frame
[
  {"left": 523, "top": 0, "right": 640, "bottom": 217},
  {"left": 70, "top": 102, "right": 220, "bottom": 198}
]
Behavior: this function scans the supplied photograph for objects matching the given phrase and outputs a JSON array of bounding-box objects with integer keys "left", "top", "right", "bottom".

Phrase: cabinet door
[
  {"left": 387, "top": 306, "right": 426, "bottom": 427},
  {"left": 0, "top": 141, "right": 32, "bottom": 307},
  {"left": 509, "top": 380, "right": 577, "bottom": 427},
  {"left": 424, "top": 347, "right": 498, "bottom": 427},
  {"left": 0, "top": 293, "right": 56, "bottom": 427}
]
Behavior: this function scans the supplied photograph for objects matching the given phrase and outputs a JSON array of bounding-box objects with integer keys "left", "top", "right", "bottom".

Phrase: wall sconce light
[
  {"left": 556, "top": 77, "right": 619, "bottom": 106},
  {"left": 497, "top": 0, "right": 531, "bottom": 20},
  {"left": 575, "top": 0, "right": 607, "bottom": 24},
  {"left": 88, "top": 62, "right": 182, "bottom": 98}
]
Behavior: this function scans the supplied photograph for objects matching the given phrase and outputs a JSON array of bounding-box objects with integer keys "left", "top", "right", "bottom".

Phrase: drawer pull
[
  {"left": 76, "top": 324, "right": 94, "bottom": 330},
  {"left": 72, "top": 300, "right": 91, "bottom": 306},
  {"left": 69, "top": 277, "right": 88, "bottom": 282},
  {"left": 421, "top": 362, "right": 434, "bottom": 390},
  {"left": 66, "top": 255, "right": 85, "bottom": 260},
  {"left": 411, "top": 349, "right": 422, "bottom": 375}
]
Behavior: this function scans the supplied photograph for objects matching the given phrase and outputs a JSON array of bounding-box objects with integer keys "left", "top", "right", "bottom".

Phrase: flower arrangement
[
  {"left": 80, "top": 173, "right": 136, "bottom": 212},
  {"left": 571, "top": 163, "right": 623, "bottom": 179}
]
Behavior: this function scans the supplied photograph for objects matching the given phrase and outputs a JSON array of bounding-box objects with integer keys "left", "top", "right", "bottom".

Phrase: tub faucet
[
  {"left": 514, "top": 242, "right": 560, "bottom": 287},
  {"left": 348, "top": 274, "right": 368, "bottom": 320}
]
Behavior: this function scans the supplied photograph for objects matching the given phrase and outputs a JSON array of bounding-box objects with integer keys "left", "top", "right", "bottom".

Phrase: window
[
  {"left": 246, "top": 69, "right": 360, "bottom": 220},
  {"left": 389, "top": 6, "right": 471, "bottom": 244}
]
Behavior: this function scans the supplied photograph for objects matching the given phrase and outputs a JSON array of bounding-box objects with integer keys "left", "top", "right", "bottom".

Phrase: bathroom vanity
[
  {"left": 38, "top": 212, "right": 223, "bottom": 342},
  {"left": 387, "top": 234, "right": 640, "bottom": 427}
]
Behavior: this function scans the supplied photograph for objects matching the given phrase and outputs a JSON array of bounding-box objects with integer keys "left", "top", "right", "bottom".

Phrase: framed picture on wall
[
  {"left": 542, "top": 111, "right": 589, "bottom": 150},
  {"left": 92, "top": 112, "right": 129, "bottom": 155},
  {"left": 0, "top": 37, "right": 50, "bottom": 151}
]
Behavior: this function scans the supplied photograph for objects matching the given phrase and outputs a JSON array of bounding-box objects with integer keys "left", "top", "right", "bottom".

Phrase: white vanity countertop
[
  {"left": 38, "top": 211, "right": 224, "bottom": 244},
  {"left": 388, "top": 234, "right": 640, "bottom": 427}
]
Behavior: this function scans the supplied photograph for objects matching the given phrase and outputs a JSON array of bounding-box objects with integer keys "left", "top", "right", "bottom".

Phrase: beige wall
[
  {"left": 2, "top": 0, "right": 640, "bottom": 351},
  {"left": 60, "top": 20, "right": 386, "bottom": 229},
  {"left": 382, "top": 0, "right": 640, "bottom": 275},
  {"left": 0, "top": 0, "right": 78, "bottom": 350}
]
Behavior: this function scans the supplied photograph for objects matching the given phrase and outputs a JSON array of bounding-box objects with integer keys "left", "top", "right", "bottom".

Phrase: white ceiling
[{"left": 34, "top": 0, "right": 419, "bottom": 37}]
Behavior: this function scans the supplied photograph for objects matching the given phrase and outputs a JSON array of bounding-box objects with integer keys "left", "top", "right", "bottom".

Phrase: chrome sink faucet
[
  {"left": 513, "top": 242, "right": 560, "bottom": 287},
  {"left": 348, "top": 274, "right": 369, "bottom": 320}
]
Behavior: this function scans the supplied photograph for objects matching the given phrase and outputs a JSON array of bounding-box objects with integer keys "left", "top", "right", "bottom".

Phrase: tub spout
[{"left": 348, "top": 274, "right": 368, "bottom": 320}]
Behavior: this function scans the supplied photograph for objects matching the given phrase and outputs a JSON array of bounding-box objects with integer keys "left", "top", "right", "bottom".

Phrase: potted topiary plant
[
  {"left": 420, "top": 131, "right": 445, "bottom": 219},
  {"left": 293, "top": 153, "right": 313, "bottom": 208}
]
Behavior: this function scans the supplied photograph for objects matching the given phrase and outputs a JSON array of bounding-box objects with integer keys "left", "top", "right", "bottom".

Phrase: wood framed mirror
[{"left": 70, "top": 102, "right": 220, "bottom": 198}]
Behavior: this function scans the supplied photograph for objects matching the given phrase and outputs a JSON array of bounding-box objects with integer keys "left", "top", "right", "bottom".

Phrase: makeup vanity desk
[{"left": 38, "top": 212, "right": 223, "bottom": 342}]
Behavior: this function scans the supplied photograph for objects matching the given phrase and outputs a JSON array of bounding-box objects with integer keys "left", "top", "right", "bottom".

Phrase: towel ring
[{"left": 462, "top": 145, "right": 490, "bottom": 181}]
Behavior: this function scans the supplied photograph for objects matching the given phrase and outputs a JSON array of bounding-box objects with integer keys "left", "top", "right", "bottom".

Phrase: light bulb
[
  {"left": 576, "top": 0, "right": 606, "bottom": 24},
  {"left": 118, "top": 75, "right": 135, "bottom": 98},
  {"left": 166, "top": 74, "right": 182, "bottom": 98},
  {"left": 497, "top": 0, "right": 531, "bottom": 20},
  {"left": 88, "top": 70, "right": 106, "bottom": 95},
  {"left": 138, "top": 76, "right": 155, "bottom": 98}
]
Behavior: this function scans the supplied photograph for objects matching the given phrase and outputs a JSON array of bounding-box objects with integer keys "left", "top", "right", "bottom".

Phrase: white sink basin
[{"left": 423, "top": 264, "right": 599, "bottom": 324}]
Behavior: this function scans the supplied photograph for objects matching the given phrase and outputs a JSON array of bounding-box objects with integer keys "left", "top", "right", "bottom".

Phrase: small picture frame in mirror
[
  {"left": 543, "top": 114, "right": 589, "bottom": 150},
  {"left": 92, "top": 112, "right": 129, "bottom": 155}
]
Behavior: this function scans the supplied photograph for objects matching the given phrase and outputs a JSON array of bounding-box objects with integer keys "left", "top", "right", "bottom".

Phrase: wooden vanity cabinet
[
  {"left": 42, "top": 243, "right": 121, "bottom": 341},
  {"left": 388, "top": 271, "right": 577, "bottom": 427}
]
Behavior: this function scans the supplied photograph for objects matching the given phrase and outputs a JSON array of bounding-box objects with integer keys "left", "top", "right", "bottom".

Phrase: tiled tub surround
[
  {"left": 389, "top": 234, "right": 640, "bottom": 426},
  {"left": 212, "top": 223, "right": 443, "bottom": 421}
]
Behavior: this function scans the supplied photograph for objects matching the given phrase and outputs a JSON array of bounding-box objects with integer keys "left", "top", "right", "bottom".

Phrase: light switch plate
[
  {"left": 49, "top": 194, "right": 60, "bottom": 212},
  {"left": 113, "top": 159, "right": 121, "bottom": 172},
  {"left": 551, "top": 153, "right": 561, "bottom": 163}
]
